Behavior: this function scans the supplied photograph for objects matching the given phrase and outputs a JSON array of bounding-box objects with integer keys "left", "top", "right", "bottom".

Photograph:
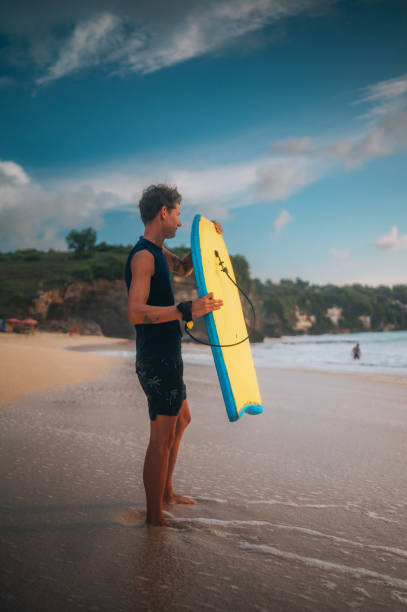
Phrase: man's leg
[
  {"left": 163, "top": 400, "right": 197, "bottom": 505},
  {"left": 143, "top": 414, "right": 178, "bottom": 526}
]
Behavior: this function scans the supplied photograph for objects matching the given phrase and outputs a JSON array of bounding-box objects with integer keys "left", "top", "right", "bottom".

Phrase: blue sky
[{"left": 0, "top": 0, "right": 406, "bottom": 285}]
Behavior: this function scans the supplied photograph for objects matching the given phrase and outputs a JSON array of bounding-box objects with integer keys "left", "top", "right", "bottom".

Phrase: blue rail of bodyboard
[{"left": 190, "top": 215, "right": 240, "bottom": 422}]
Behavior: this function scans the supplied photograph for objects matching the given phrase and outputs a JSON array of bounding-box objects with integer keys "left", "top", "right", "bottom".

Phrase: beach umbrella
[
  {"left": 6, "top": 318, "right": 21, "bottom": 332},
  {"left": 21, "top": 318, "right": 39, "bottom": 335}
]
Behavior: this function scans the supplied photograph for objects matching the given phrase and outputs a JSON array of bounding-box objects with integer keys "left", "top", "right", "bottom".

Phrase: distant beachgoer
[
  {"left": 352, "top": 343, "right": 361, "bottom": 360},
  {"left": 125, "top": 184, "right": 223, "bottom": 526}
]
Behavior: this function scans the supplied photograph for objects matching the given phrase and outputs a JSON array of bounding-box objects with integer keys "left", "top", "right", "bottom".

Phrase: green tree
[
  {"left": 66, "top": 227, "right": 97, "bottom": 258},
  {"left": 230, "top": 254, "right": 251, "bottom": 292}
]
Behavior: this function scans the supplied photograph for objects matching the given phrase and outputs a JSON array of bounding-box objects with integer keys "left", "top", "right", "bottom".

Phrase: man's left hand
[{"left": 212, "top": 220, "right": 223, "bottom": 234}]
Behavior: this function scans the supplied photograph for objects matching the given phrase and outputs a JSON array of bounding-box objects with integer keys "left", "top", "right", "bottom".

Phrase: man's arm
[
  {"left": 128, "top": 251, "right": 183, "bottom": 325},
  {"left": 163, "top": 221, "right": 223, "bottom": 276},
  {"left": 128, "top": 250, "right": 224, "bottom": 325},
  {"left": 163, "top": 248, "right": 193, "bottom": 277}
]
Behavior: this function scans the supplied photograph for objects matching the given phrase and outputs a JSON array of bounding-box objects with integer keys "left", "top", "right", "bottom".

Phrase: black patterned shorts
[{"left": 136, "top": 353, "right": 187, "bottom": 421}]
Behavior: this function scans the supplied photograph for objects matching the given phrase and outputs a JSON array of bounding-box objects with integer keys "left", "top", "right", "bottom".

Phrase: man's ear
[{"left": 160, "top": 206, "right": 167, "bottom": 219}]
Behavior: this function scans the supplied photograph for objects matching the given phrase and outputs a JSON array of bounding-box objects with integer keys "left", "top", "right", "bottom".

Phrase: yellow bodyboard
[{"left": 190, "top": 215, "right": 262, "bottom": 421}]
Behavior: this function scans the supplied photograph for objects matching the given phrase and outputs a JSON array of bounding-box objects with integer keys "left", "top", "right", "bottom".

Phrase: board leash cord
[{"left": 184, "top": 250, "right": 256, "bottom": 348}]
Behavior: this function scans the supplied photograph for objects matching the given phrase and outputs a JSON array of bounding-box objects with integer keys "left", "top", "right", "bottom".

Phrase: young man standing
[{"left": 125, "top": 184, "right": 223, "bottom": 526}]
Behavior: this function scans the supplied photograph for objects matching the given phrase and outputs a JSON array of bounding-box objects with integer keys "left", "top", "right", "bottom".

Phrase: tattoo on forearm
[
  {"left": 141, "top": 309, "right": 162, "bottom": 324},
  {"left": 143, "top": 314, "right": 159, "bottom": 324}
]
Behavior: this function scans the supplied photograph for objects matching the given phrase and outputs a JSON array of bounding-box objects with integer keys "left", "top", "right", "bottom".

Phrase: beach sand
[
  {"left": 1, "top": 336, "right": 407, "bottom": 611},
  {"left": 0, "top": 331, "right": 127, "bottom": 406}
]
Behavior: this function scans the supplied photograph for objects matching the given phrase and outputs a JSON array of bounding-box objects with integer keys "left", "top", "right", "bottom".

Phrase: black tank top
[{"left": 125, "top": 237, "right": 181, "bottom": 357}]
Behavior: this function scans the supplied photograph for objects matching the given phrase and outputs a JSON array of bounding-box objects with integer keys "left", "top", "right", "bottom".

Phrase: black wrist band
[{"left": 176, "top": 301, "right": 193, "bottom": 322}]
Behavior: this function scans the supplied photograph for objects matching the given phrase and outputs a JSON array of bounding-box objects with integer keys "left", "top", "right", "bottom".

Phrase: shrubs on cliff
[
  {"left": 253, "top": 279, "right": 407, "bottom": 335},
  {"left": 1, "top": 237, "right": 407, "bottom": 336}
]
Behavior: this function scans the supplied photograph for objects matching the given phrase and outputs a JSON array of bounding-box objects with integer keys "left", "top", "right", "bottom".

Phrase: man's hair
[{"left": 139, "top": 184, "right": 182, "bottom": 224}]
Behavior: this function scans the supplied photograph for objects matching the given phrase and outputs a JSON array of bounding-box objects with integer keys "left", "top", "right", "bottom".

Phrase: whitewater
[{"left": 89, "top": 330, "right": 407, "bottom": 378}]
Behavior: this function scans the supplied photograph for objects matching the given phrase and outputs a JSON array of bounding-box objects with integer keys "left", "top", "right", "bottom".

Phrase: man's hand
[
  {"left": 212, "top": 220, "right": 223, "bottom": 234},
  {"left": 192, "top": 292, "right": 223, "bottom": 318}
]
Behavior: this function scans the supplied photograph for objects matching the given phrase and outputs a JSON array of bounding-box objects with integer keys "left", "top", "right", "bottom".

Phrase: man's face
[{"left": 164, "top": 202, "right": 182, "bottom": 238}]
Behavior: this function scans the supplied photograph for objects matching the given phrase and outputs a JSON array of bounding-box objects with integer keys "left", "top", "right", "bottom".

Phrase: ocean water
[
  {"left": 89, "top": 330, "right": 407, "bottom": 377},
  {"left": 183, "top": 330, "right": 407, "bottom": 377},
  {"left": 253, "top": 329, "right": 407, "bottom": 376}
]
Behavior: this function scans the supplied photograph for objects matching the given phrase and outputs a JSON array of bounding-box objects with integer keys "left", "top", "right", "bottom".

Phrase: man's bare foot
[
  {"left": 146, "top": 514, "right": 170, "bottom": 527},
  {"left": 163, "top": 493, "right": 197, "bottom": 505}
]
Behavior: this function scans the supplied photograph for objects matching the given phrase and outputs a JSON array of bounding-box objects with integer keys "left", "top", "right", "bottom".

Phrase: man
[
  {"left": 352, "top": 343, "right": 361, "bottom": 360},
  {"left": 125, "top": 184, "right": 223, "bottom": 526}
]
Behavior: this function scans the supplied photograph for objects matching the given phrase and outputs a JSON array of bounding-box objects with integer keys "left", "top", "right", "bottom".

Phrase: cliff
[
  {"left": 28, "top": 275, "right": 204, "bottom": 339},
  {"left": 2, "top": 248, "right": 406, "bottom": 339},
  {"left": 30, "top": 279, "right": 133, "bottom": 337},
  {"left": 27, "top": 273, "right": 264, "bottom": 341}
]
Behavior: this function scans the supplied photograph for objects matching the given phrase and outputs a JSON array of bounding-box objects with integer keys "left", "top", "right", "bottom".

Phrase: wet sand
[{"left": 1, "top": 347, "right": 407, "bottom": 611}]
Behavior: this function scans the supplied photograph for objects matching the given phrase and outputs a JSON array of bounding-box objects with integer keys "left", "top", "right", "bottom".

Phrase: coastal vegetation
[
  {"left": 251, "top": 277, "right": 407, "bottom": 336},
  {"left": 1, "top": 229, "right": 406, "bottom": 337}
]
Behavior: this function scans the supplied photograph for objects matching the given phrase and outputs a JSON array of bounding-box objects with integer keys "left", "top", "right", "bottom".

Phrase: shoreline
[
  {"left": 1, "top": 331, "right": 405, "bottom": 409},
  {"left": 254, "top": 364, "right": 407, "bottom": 387},
  {"left": 69, "top": 338, "right": 407, "bottom": 387}
]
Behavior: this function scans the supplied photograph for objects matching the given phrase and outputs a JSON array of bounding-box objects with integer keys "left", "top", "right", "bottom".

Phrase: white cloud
[
  {"left": 355, "top": 73, "right": 407, "bottom": 119},
  {"left": 359, "top": 74, "right": 407, "bottom": 103},
  {"left": 169, "top": 163, "right": 259, "bottom": 218},
  {"left": 0, "top": 161, "right": 30, "bottom": 186},
  {"left": 268, "top": 112, "right": 407, "bottom": 170},
  {"left": 124, "top": 0, "right": 314, "bottom": 75},
  {"left": 0, "top": 152, "right": 317, "bottom": 250},
  {"left": 329, "top": 121, "right": 400, "bottom": 168},
  {"left": 336, "top": 78, "right": 407, "bottom": 165},
  {"left": 31, "top": 0, "right": 325, "bottom": 84},
  {"left": 267, "top": 73, "right": 407, "bottom": 170},
  {"left": 256, "top": 159, "right": 313, "bottom": 200},
  {"left": 37, "top": 13, "right": 127, "bottom": 84},
  {"left": 330, "top": 247, "right": 350, "bottom": 260},
  {"left": 70, "top": 156, "right": 314, "bottom": 215},
  {"left": 375, "top": 225, "right": 407, "bottom": 251},
  {"left": 271, "top": 138, "right": 312, "bottom": 155},
  {"left": 273, "top": 209, "right": 292, "bottom": 236},
  {"left": 0, "top": 161, "right": 127, "bottom": 251}
]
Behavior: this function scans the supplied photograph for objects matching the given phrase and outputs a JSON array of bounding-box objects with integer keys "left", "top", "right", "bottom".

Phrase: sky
[{"left": 0, "top": 0, "right": 406, "bottom": 286}]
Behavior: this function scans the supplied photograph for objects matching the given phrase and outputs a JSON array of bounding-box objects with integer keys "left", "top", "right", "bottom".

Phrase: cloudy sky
[{"left": 0, "top": 0, "right": 406, "bottom": 285}]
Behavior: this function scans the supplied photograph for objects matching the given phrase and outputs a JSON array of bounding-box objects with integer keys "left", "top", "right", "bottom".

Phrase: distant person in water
[
  {"left": 125, "top": 184, "right": 223, "bottom": 526},
  {"left": 352, "top": 343, "right": 361, "bottom": 360}
]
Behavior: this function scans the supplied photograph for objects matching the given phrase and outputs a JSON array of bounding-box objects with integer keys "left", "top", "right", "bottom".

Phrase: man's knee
[
  {"left": 182, "top": 411, "right": 191, "bottom": 428},
  {"left": 179, "top": 401, "right": 191, "bottom": 429}
]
